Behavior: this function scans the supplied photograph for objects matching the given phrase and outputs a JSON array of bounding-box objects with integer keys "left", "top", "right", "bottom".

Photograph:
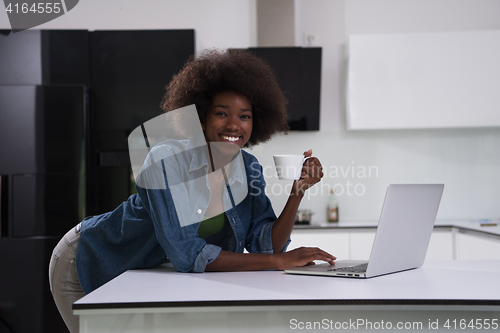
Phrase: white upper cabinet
[{"left": 347, "top": 30, "right": 500, "bottom": 130}]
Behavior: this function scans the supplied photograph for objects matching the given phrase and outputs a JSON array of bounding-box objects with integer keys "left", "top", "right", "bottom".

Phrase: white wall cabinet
[
  {"left": 426, "top": 228, "right": 454, "bottom": 260},
  {"left": 347, "top": 30, "right": 500, "bottom": 130},
  {"left": 348, "top": 230, "right": 376, "bottom": 261},
  {"left": 456, "top": 229, "right": 500, "bottom": 260},
  {"left": 290, "top": 226, "right": 499, "bottom": 261},
  {"left": 288, "top": 228, "right": 350, "bottom": 260}
]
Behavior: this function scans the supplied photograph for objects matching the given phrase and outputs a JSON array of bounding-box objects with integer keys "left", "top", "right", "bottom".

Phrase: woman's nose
[{"left": 225, "top": 116, "right": 239, "bottom": 130}]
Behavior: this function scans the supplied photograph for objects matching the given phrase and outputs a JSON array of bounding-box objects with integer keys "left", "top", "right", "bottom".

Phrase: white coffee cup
[{"left": 273, "top": 155, "right": 306, "bottom": 180}]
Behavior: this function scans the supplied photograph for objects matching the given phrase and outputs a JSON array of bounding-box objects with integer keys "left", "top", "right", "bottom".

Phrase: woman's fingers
[
  {"left": 293, "top": 153, "right": 324, "bottom": 194},
  {"left": 301, "top": 158, "right": 324, "bottom": 183},
  {"left": 309, "top": 247, "right": 336, "bottom": 262},
  {"left": 277, "top": 247, "right": 336, "bottom": 270}
]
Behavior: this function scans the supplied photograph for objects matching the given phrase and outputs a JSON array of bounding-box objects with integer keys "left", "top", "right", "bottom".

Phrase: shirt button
[{"left": 197, "top": 209, "right": 202, "bottom": 214}]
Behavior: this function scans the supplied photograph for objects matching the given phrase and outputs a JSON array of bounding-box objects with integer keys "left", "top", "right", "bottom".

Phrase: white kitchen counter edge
[{"left": 294, "top": 220, "right": 500, "bottom": 237}]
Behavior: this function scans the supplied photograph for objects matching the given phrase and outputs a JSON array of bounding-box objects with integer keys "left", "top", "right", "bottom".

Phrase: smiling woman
[{"left": 48, "top": 49, "right": 334, "bottom": 333}]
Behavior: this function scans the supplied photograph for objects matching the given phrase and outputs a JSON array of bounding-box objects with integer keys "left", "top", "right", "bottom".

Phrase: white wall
[
  {"left": 0, "top": 0, "right": 257, "bottom": 52},
  {"left": 249, "top": 0, "right": 500, "bottom": 222}
]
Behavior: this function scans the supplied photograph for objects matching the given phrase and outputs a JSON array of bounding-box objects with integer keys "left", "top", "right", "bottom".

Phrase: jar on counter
[{"left": 327, "top": 188, "right": 339, "bottom": 222}]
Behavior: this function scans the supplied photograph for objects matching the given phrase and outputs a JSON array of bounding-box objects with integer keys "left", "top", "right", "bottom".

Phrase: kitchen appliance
[
  {"left": 295, "top": 209, "right": 314, "bottom": 225},
  {"left": 246, "top": 47, "right": 322, "bottom": 130},
  {"left": 0, "top": 28, "right": 194, "bottom": 333}
]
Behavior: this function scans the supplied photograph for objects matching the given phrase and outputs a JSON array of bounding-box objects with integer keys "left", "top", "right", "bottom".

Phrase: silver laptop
[{"left": 285, "top": 184, "right": 444, "bottom": 278}]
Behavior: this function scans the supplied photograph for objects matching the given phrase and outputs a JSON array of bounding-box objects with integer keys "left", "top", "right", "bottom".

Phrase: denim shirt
[
  {"left": 75, "top": 149, "right": 287, "bottom": 294},
  {"left": 137, "top": 140, "right": 249, "bottom": 229}
]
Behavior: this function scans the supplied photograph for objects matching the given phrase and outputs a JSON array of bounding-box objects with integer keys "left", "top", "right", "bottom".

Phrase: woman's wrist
[
  {"left": 290, "top": 180, "right": 305, "bottom": 198},
  {"left": 269, "top": 253, "right": 281, "bottom": 270}
]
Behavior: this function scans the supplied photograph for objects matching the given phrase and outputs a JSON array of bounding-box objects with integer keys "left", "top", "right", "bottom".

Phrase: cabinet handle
[{"left": 0, "top": 175, "right": 7, "bottom": 237}]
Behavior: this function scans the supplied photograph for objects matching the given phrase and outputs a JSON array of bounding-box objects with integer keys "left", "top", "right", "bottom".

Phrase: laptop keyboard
[{"left": 327, "top": 263, "right": 368, "bottom": 273}]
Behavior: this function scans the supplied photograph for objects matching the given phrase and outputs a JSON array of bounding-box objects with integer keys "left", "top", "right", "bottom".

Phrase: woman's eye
[
  {"left": 215, "top": 111, "right": 227, "bottom": 117},
  {"left": 241, "top": 114, "right": 252, "bottom": 119}
]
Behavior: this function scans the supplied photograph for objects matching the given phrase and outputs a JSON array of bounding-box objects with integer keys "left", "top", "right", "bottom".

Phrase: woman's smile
[{"left": 221, "top": 135, "right": 240, "bottom": 143}]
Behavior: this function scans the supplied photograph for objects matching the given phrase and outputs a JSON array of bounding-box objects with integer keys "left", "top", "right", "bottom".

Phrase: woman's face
[{"left": 203, "top": 90, "right": 253, "bottom": 149}]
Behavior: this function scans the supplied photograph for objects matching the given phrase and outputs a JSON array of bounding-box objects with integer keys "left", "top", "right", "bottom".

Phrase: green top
[{"left": 197, "top": 213, "right": 227, "bottom": 238}]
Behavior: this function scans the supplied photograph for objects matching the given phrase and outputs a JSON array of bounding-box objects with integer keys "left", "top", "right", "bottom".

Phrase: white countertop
[
  {"left": 295, "top": 220, "right": 500, "bottom": 236},
  {"left": 74, "top": 260, "right": 500, "bottom": 313}
]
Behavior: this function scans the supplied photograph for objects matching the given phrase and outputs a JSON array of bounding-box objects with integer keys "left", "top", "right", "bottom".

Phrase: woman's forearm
[
  {"left": 205, "top": 247, "right": 336, "bottom": 272},
  {"left": 270, "top": 151, "right": 323, "bottom": 254},
  {"left": 271, "top": 182, "right": 304, "bottom": 253},
  {"left": 205, "top": 250, "right": 277, "bottom": 271}
]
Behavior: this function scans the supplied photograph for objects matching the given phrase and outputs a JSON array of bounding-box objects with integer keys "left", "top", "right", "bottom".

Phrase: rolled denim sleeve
[
  {"left": 193, "top": 244, "right": 222, "bottom": 272},
  {"left": 257, "top": 222, "right": 274, "bottom": 254},
  {"left": 261, "top": 223, "right": 290, "bottom": 253},
  {"left": 136, "top": 154, "right": 219, "bottom": 273},
  {"left": 137, "top": 184, "right": 207, "bottom": 273}
]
